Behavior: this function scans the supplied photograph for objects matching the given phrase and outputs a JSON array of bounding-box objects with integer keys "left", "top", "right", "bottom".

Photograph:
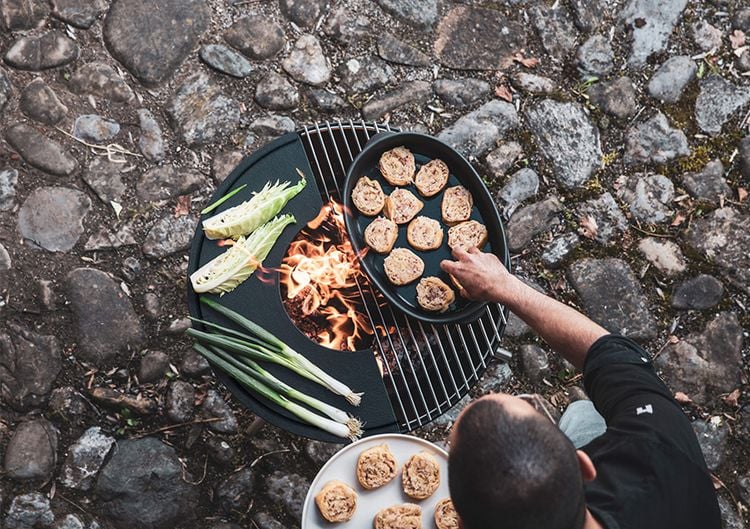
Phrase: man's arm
[{"left": 440, "top": 248, "right": 607, "bottom": 370}]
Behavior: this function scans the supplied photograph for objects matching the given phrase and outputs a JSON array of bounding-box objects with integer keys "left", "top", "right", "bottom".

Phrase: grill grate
[{"left": 299, "top": 120, "right": 510, "bottom": 432}]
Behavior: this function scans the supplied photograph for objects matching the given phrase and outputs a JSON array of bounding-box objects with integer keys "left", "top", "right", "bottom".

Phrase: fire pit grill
[{"left": 298, "top": 120, "right": 510, "bottom": 432}]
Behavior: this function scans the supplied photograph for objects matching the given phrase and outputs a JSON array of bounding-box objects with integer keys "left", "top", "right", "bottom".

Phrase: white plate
[{"left": 302, "top": 433, "right": 450, "bottom": 529}]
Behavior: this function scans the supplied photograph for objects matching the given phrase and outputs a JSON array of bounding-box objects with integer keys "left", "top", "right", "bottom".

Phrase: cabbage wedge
[
  {"left": 190, "top": 214, "right": 295, "bottom": 294},
  {"left": 203, "top": 176, "right": 306, "bottom": 240}
]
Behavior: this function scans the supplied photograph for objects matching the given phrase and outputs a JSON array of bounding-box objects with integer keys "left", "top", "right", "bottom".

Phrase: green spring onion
[{"left": 201, "top": 184, "right": 248, "bottom": 215}]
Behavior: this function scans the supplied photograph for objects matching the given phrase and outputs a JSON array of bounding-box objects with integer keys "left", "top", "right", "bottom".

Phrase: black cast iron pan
[{"left": 343, "top": 132, "right": 510, "bottom": 325}]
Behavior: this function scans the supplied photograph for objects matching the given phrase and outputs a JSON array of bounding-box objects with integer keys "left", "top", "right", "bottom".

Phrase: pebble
[
  {"left": 437, "top": 100, "right": 519, "bottom": 159},
  {"left": 73, "top": 114, "right": 120, "bottom": 143},
  {"left": 588, "top": 77, "right": 638, "bottom": 119},
  {"left": 525, "top": 99, "right": 601, "bottom": 188},
  {"left": 434, "top": 6, "right": 525, "bottom": 69},
  {"left": 647, "top": 56, "right": 697, "bottom": 104},
  {"left": 70, "top": 62, "right": 134, "bottom": 103},
  {"left": 0, "top": 322, "right": 61, "bottom": 411},
  {"left": 567, "top": 258, "right": 656, "bottom": 339},
  {"left": 625, "top": 111, "right": 689, "bottom": 164},
  {"left": 718, "top": 496, "right": 744, "bottom": 529},
  {"left": 60, "top": 427, "right": 115, "bottom": 491},
  {"left": 691, "top": 20, "right": 723, "bottom": 52},
  {"left": 121, "top": 257, "right": 141, "bottom": 282},
  {"left": 305, "top": 440, "right": 344, "bottom": 466},
  {"left": 142, "top": 292, "right": 159, "bottom": 320},
  {"left": 56, "top": 514, "right": 85, "bottom": 529},
  {"left": 5, "top": 493, "right": 54, "bottom": 529},
  {"left": 570, "top": 0, "right": 606, "bottom": 33},
  {"left": 4, "top": 418, "right": 58, "bottom": 481},
  {"left": 255, "top": 72, "right": 300, "bottom": 110},
  {"left": 4, "top": 31, "right": 78, "bottom": 70},
  {"left": 18, "top": 186, "right": 90, "bottom": 252},
  {"left": 475, "top": 361, "right": 513, "bottom": 395},
  {"left": 250, "top": 115, "right": 295, "bottom": 136},
  {"left": 95, "top": 437, "right": 198, "bottom": 528},
  {"left": 672, "top": 275, "right": 724, "bottom": 310},
  {"left": 167, "top": 72, "right": 241, "bottom": 146},
  {"left": 741, "top": 136, "right": 750, "bottom": 179},
  {"left": 377, "top": 33, "right": 430, "bottom": 67},
  {"left": 433, "top": 78, "right": 489, "bottom": 108},
  {"left": 0, "top": 242, "right": 10, "bottom": 294},
  {"left": 518, "top": 344, "right": 550, "bottom": 385},
  {"left": 90, "top": 387, "right": 157, "bottom": 415},
  {"left": 166, "top": 380, "right": 195, "bottom": 423},
  {"left": 695, "top": 75, "right": 750, "bottom": 135},
  {"left": 224, "top": 15, "right": 285, "bottom": 60},
  {"left": 692, "top": 418, "right": 729, "bottom": 471},
  {"left": 200, "top": 389, "right": 238, "bottom": 434},
  {"left": 5, "top": 123, "right": 78, "bottom": 176},
  {"left": 506, "top": 196, "right": 563, "bottom": 252},
  {"left": 0, "top": 168, "right": 17, "bottom": 211},
  {"left": 0, "top": 67, "right": 12, "bottom": 111},
  {"left": 497, "top": 168, "right": 539, "bottom": 207},
  {"left": 510, "top": 72, "right": 556, "bottom": 95},
  {"left": 324, "top": 6, "right": 370, "bottom": 45},
  {"left": 620, "top": 0, "right": 688, "bottom": 67},
  {"left": 137, "top": 109, "right": 165, "bottom": 163},
  {"left": 103, "top": 0, "right": 210, "bottom": 86},
  {"left": 485, "top": 142, "right": 523, "bottom": 178},
  {"left": 216, "top": 468, "right": 254, "bottom": 514},
  {"left": 739, "top": 472, "right": 750, "bottom": 506},
  {"left": 142, "top": 215, "right": 198, "bottom": 258},
  {"left": 180, "top": 349, "right": 211, "bottom": 377},
  {"left": 265, "top": 471, "right": 310, "bottom": 520},
  {"left": 577, "top": 192, "right": 629, "bottom": 245},
  {"left": 84, "top": 224, "right": 136, "bottom": 251},
  {"left": 199, "top": 44, "right": 253, "bottom": 78},
  {"left": 541, "top": 233, "right": 581, "bottom": 269},
  {"left": 361, "top": 80, "right": 432, "bottom": 121},
  {"left": 138, "top": 351, "right": 170, "bottom": 383},
  {"left": 682, "top": 159, "right": 731, "bottom": 203},
  {"left": 19, "top": 79, "right": 67, "bottom": 125},
  {"left": 375, "top": 0, "right": 436, "bottom": 29},
  {"left": 637, "top": 237, "right": 686, "bottom": 276},
  {"left": 736, "top": 48, "right": 750, "bottom": 73},
  {"left": 137, "top": 165, "right": 205, "bottom": 202},
  {"left": 735, "top": 9, "right": 750, "bottom": 32},
  {"left": 252, "top": 513, "right": 285, "bottom": 529},
  {"left": 616, "top": 173, "right": 674, "bottom": 224},
  {"left": 49, "top": 387, "right": 89, "bottom": 421},
  {"left": 337, "top": 56, "right": 393, "bottom": 94},
  {"left": 576, "top": 34, "right": 614, "bottom": 77},
  {"left": 532, "top": 4, "right": 579, "bottom": 60},
  {"left": 205, "top": 437, "right": 235, "bottom": 466},
  {"left": 305, "top": 88, "right": 347, "bottom": 113},
  {"left": 280, "top": 0, "right": 325, "bottom": 28},
  {"left": 655, "top": 312, "right": 743, "bottom": 404},
  {"left": 51, "top": 0, "right": 106, "bottom": 28},
  {"left": 1, "top": 0, "right": 49, "bottom": 30},
  {"left": 65, "top": 267, "right": 144, "bottom": 364},
  {"left": 282, "top": 34, "right": 331, "bottom": 87}
]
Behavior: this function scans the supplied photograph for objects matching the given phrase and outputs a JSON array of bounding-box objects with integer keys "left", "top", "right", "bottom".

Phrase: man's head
[{"left": 448, "top": 394, "right": 592, "bottom": 529}]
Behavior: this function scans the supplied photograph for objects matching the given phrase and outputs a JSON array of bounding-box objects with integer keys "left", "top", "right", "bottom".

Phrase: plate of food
[
  {"left": 343, "top": 132, "right": 509, "bottom": 324},
  {"left": 301, "top": 433, "right": 457, "bottom": 529}
]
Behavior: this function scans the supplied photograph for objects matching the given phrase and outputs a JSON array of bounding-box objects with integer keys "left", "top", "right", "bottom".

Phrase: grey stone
[
  {"left": 375, "top": 0, "right": 436, "bottom": 29},
  {"left": 625, "top": 112, "right": 689, "bottom": 165},
  {"left": 576, "top": 35, "right": 614, "bottom": 77},
  {"left": 4, "top": 31, "right": 77, "bottom": 70},
  {"left": 60, "top": 427, "right": 115, "bottom": 491},
  {"left": 211, "top": 150, "right": 244, "bottom": 183},
  {"left": 282, "top": 34, "right": 331, "bottom": 87},
  {"left": 0, "top": 67, "right": 12, "bottom": 112},
  {"left": 55, "top": 515, "right": 84, "bottom": 529},
  {"left": 4, "top": 418, "right": 57, "bottom": 481},
  {"left": 70, "top": 62, "right": 134, "bottom": 104},
  {"left": 324, "top": 6, "right": 370, "bottom": 45},
  {"left": 718, "top": 496, "right": 744, "bottom": 529},
  {"left": 741, "top": 136, "right": 750, "bottom": 179},
  {"left": 200, "top": 389, "right": 238, "bottom": 433},
  {"left": 541, "top": 233, "right": 581, "bottom": 269},
  {"left": 695, "top": 75, "right": 750, "bottom": 135},
  {"left": 138, "top": 351, "right": 169, "bottom": 383},
  {"left": 570, "top": 0, "right": 607, "bottom": 33},
  {"left": 250, "top": 115, "right": 295, "bottom": 136},
  {"left": 434, "top": 6, "right": 526, "bottom": 70},
  {"left": 510, "top": 73, "right": 556, "bottom": 95},
  {"left": 685, "top": 208, "right": 750, "bottom": 294},
  {"left": 577, "top": 192, "right": 629, "bottom": 245},
  {"left": 166, "top": 380, "right": 194, "bottom": 423},
  {"left": 672, "top": 275, "right": 724, "bottom": 310},
  {"left": 104, "top": 0, "right": 210, "bottom": 86},
  {"left": 476, "top": 361, "right": 513, "bottom": 395},
  {"left": 568, "top": 258, "right": 657, "bottom": 339},
  {"left": 692, "top": 20, "right": 723, "bottom": 51},
  {"left": 692, "top": 418, "right": 729, "bottom": 471},
  {"left": 5, "top": 493, "right": 54, "bottom": 529},
  {"left": 655, "top": 312, "right": 743, "bottom": 404},
  {"left": 137, "top": 109, "right": 165, "bottom": 163},
  {"left": 485, "top": 142, "right": 523, "bottom": 178},
  {"left": 95, "top": 437, "right": 198, "bottom": 529},
  {"left": 0, "top": 323, "right": 61, "bottom": 411},
  {"left": 205, "top": 437, "right": 235, "bottom": 466},
  {"left": 266, "top": 471, "right": 310, "bottom": 520},
  {"left": 734, "top": 9, "right": 750, "bottom": 32},
  {"left": 216, "top": 468, "right": 254, "bottom": 514},
  {"left": 255, "top": 72, "right": 299, "bottom": 110},
  {"left": 682, "top": 159, "right": 731, "bottom": 203},
  {"left": 6, "top": 124, "right": 78, "bottom": 176},
  {"left": 519, "top": 344, "right": 550, "bottom": 385},
  {"left": 18, "top": 186, "right": 90, "bottom": 252},
  {"left": 121, "top": 257, "right": 141, "bottom": 282},
  {"left": 739, "top": 473, "right": 750, "bottom": 506},
  {"left": 49, "top": 386, "right": 88, "bottom": 420},
  {"left": 526, "top": 99, "right": 601, "bottom": 188},
  {"left": 142, "top": 215, "right": 198, "bottom": 258},
  {"left": 437, "top": 100, "right": 519, "bottom": 159},
  {"left": 224, "top": 15, "right": 284, "bottom": 60},
  {"left": 19, "top": 79, "right": 67, "bottom": 125},
  {"left": 167, "top": 72, "right": 241, "bottom": 146},
  {"left": 361, "top": 80, "right": 432, "bottom": 121},
  {"left": 306, "top": 88, "right": 347, "bottom": 113},
  {"left": 51, "top": 0, "right": 107, "bottom": 28},
  {"left": 377, "top": 33, "right": 430, "bottom": 67},
  {"left": 338, "top": 56, "right": 392, "bottom": 94},
  {"left": 305, "top": 440, "right": 344, "bottom": 466},
  {"left": 617, "top": 173, "right": 674, "bottom": 224},
  {"left": 0, "top": 242, "right": 10, "bottom": 294},
  {"left": 588, "top": 77, "right": 638, "bottom": 119},
  {"left": 136, "top": 165, "right": 205, "bottom": 202},
  {"left": 648, "top": 56, "right": 697, "bottom": 104},
  {"left": 532, "top": 4, "right": 579, "bottom": 60},
  {"left": 427, "top": 394, "right": 471, "bottom": 431},
  {"left": 433, "top": 78, "right": 489, "bottom": 108},
  {"left": 736, "top": 47, "right": 750, "bottom": 73},
  {"left": 280, "top": 0, "right": 325, "bottom": 28},
  {"left": 620, "top": 0, "right": 688, "bottom": 67},
  {"left": 0, "top": 0, "right": 49, "bottom": 30},
  {"left": 637, "top": 237, "right": 686, "bottom": 276},
  {"left": 497, "top": 168, "right": 539, "bottom": 207},
  {"left": 66, "top": 267, "right": 144, "bottom": 364},
  {"left": 506, "top": 197, "right": 563, "bottom": 252},
  {"left": 180, "top": 349, "right": 210, "bottom": 377},
  {"left": 252, "top": 514, "right": 284, "bottom": 529},
  {"left": 84, "top": 224, "right": 137, "bottom": 251},
  {"left": 73, "top": 114, "right": 120, "bottom": 143},
  {"left": 199, "top": 44, "right": 253, "bottom": 78},
  {"left": 142, "top": 293, "right": 159, "bottom": 320}
]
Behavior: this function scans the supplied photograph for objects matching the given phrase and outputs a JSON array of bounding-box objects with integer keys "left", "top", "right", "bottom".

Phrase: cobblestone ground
[{"left": 1, "top": 0, "right": 749, "bottom": 528}]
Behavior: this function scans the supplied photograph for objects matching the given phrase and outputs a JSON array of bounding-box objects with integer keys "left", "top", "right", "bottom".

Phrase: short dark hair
[{"left": 448, "top": 398, "right": 586, "bottom": 529}]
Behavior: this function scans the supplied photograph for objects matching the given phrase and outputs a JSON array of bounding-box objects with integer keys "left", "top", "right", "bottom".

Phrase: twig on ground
[
  {"left": 131, "top": 417, "right": 222, "bottom": 439},
  {"left": 55, "top": 127, "right": 142, "bottom": 163}
]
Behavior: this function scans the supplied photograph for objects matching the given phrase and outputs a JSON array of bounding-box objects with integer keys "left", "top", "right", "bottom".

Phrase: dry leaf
[
  {"left": 578, "top": 215, "right": 599, "bottom": 239},
  {"left": 723, "top": 388, "right": 741, "bottom": 407},
  {"left": 668, "top": 335, "right": 680, "bottom": 344},
  {"left": 674, "top": 392, "right": 692, "bottom": 405},
  {"left": 495, "top": 84, "right": 513, "bottom": 102},
  {"left": 734, "top": 45, "right": 748, "bottom": 58},
  {"left": 513, "top": 52, "right": 540, "bottom": 69},
  {"left": 730, "top": 29, "right": 747, "bottom": 49},
  {"left": 671, "top": 212, "right": 687, "bottom": 227},
  {"left": 738, "top": 187, "right": 748, "bottom": 202},
  {"left": 174, "top": 195, "right": 191, "bottom": 217}
]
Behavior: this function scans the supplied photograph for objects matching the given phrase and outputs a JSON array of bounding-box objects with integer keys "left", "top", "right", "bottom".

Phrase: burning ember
[{"left": 281, "top": 201, "right": 386, "bottom": 351}]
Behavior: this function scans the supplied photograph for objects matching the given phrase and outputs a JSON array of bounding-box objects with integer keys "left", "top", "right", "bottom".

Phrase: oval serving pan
[{"left": 343, "top": 132, "right": 510, "bottom": 325}]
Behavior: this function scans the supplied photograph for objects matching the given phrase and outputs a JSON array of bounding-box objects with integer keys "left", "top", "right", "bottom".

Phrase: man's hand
[{"left": 440, "top": 248, "right": 518, "bottom": 303}]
